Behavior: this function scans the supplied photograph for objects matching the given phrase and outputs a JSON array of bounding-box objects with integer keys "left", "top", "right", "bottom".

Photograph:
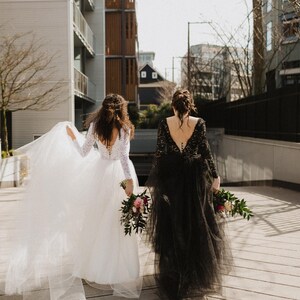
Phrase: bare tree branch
[
  {"left": 0, "top": 32, "right": 66, "bottom": 154},
  {"left": 289, "top": 0, "right": 300, "bottom": 12}
]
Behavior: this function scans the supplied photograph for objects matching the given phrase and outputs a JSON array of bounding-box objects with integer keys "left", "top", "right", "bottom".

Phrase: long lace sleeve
[
  {"left": 119, "top": 128, "right": 132, "bottom": 179},
  {"left": 155, "top": 121, "right": 167, "bottom": 158},
  {"left": 152, "top": 120, "right": 167, "bottom": 168},
  {"left": 198, "top": 120, "right": 218, "bottom": 178},
  {"left": 73, "top": 123, "right": 96, "bottom": 157}
]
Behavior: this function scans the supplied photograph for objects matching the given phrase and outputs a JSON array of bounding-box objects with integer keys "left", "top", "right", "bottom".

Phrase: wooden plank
[
  {"left": 1, "top": 186, "right": 300, "bottom": 300},
  {"left": 222, "top": 275, "right": 300, "bottom": 299},
  {"left": 226, "top": 266, "right": 300, "bottom": 287}
]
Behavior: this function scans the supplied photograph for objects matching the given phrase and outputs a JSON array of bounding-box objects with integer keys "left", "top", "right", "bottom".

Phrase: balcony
[
  {"left": 73, "top": 2, "right": 95, "bottom": 57},
  {"left": 74, "top": 68, "right": 96, "bottom": 103}
]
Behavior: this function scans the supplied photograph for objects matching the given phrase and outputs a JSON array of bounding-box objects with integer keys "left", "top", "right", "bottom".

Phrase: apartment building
[
  {"left": 182, "top": 44, "right": 251, "bottom": 101},
  {"left": 0, "top": 0, "right": 106, "bottom": 148},
  {"left": 105, "top": 0, "right": 138, "bottom": 103},
  {"left": 263, "top": 0, "right": 300, "bottom": 90}
]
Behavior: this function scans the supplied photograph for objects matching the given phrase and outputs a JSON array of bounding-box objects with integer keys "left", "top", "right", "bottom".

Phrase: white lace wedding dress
[{"left": 0, "top": 122, "right": 142, "bottom": 299}]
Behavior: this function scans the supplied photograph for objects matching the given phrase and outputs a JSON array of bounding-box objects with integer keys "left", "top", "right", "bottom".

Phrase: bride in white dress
[{"left": 0, "top": 94, "right": 142, "bottom": 299}]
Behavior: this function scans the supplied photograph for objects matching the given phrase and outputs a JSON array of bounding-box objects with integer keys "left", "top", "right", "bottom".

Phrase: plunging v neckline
[
  {"left": 97, "top": 136, "right": 120, "bottom": 155},
  {"left": 98, "top": 131, "right": 120, "bottom": 151},
  {"left": 164, "top": 118, "right": 200, "bottom": 153}
]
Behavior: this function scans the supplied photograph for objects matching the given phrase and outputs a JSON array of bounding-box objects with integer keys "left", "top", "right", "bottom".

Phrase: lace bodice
[
  {"left": 155, "top": 118, "right": 218, "bottom": 178},
  {"left": 73, "top": 123, "right": 132, "bottom": 179}
]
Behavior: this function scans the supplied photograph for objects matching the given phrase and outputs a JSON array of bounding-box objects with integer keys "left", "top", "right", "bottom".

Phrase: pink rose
[{"left": 134, "top": 197, "right": 143, "bottom": 208}]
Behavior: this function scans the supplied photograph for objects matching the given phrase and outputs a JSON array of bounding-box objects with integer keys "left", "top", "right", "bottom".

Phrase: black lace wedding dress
[{"left": 146, "top": 118, "right": 232, "bottom": 300}]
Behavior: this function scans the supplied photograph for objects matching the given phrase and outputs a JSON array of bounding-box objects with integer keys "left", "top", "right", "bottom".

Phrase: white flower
[
  {"left": 224, "top": 200, "right": 233, "bottom": 212},
  {"left": 140, "top": 205, "right": 144, "bottom": 214}
]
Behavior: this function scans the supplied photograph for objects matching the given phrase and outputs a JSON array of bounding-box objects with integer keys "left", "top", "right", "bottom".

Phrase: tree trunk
[
  {"left": 252, "top": 0, "right": 265, "bottom": 95},
  {"left": 1, "top": 109, "right": 10, "bottom": 156}
]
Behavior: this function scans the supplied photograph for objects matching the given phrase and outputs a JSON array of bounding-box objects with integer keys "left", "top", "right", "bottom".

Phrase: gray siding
[
  {"left": 0, "top": 0, "right": 106, "bottom": 148},
  {"left": 0, "top": 0, "right": 73, "bottom": 148}
]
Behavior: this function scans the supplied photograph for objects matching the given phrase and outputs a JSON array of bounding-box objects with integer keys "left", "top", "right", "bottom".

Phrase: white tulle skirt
[{"left": 0, "top": 122, "right": 142, "bottom": 299}]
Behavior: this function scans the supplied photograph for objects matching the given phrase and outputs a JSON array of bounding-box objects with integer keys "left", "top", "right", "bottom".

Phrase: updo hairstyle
[{"left": 171, "top": 89, "right": 197, "bottom": 127}]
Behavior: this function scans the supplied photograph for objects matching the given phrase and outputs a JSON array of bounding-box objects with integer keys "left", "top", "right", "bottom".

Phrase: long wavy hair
[
  {"left": 171, "top": 89, "right": 197, "bottom": 127},
  {"left": 85, "top": 94, "right": 134, "bottom": 146}
]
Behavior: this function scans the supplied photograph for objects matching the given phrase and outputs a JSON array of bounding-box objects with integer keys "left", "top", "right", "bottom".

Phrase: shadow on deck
[{"left": 0, "top": 186, "right": 300, "bottom": 299}]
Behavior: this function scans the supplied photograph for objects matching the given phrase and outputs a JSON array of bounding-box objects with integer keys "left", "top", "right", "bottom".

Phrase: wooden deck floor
[{"left": 0, "top": 186, "right": 299, "bottom": 300}]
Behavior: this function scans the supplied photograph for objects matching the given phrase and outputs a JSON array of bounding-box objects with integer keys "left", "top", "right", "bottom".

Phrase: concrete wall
[
  {"left": 130, "top": 128, "right": 300, "bottom": 186},
  {"left": 215, "top": 134, "right": 300, "bottom": 185}
]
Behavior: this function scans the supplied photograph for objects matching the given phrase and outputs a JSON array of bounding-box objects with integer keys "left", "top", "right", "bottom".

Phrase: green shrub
[{"left": 137, "top": 102, "right": 172, "bottom": 129}]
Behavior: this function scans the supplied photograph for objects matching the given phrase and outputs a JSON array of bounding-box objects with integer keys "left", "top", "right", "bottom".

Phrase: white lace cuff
[{"left": 73, "top": 123, "right": 95, "bottom": 157}]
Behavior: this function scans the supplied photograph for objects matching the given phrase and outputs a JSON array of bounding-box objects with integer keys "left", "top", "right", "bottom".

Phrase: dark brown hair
[
  {"left": 171, "top": 89, "right": 197, "bottom": 127},
  {"left": 85, "top": 94, "right": 134, "bottom": 146}
]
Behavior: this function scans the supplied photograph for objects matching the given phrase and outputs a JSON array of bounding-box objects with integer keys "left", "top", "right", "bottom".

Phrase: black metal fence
[{"left": 200, "top": 84, "right": 300, "bottom": 142}]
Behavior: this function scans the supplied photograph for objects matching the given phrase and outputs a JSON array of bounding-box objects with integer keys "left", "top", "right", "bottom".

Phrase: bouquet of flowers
[
  {"left": 120, "top": 180, "right": 151, "bottom": 236},
  {"left": 213, "top": 188, "right": 253, "bottom": 220}
]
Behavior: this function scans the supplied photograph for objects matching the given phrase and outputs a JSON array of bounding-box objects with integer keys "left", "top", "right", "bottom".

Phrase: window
[
  {"left": 126, "top": 14, "right": 133, "bottom": 39},
  {"left": 282, "top": 60, "right": 300, "bottom": 69},
  {"left": 266, "top": 0, "right": 272, "bottom": 12},
  {"left": 125, "top": 59, "right": 135, "bottom": 85},
  {"left": 282, "top": 15, "right": 300, "bottom": 43},
  {"left": 152, "top": 72, "right": 157, "bottom": 79},
  {"left": 74, "top": 48, "right": 83, "bottom": 71},
  {"left": 266, "top": 21, "right": 272, "bottom": 51},
  {"left": 282, "top": 74, "right": 300, "bottom": 86},
  {"left": 141, "top": 71, "right": 146, "bottom": 78}
]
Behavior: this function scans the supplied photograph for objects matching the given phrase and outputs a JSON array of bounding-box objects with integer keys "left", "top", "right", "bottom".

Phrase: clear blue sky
[{"left": 136, "top": 0, "right": 252, "bottom": 83}]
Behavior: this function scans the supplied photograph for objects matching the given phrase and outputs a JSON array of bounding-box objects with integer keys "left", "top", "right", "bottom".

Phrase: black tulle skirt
[{"left": 146, "top": 153, "right": 232, "bottom": 299}]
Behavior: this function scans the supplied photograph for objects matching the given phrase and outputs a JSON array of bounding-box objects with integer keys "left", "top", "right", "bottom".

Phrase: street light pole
[
  {"left": 187, "top": 22, "right": 191, "bottom": 91},
  {"left": 172, "top": 56, "right": 175, "bottom": 83}
]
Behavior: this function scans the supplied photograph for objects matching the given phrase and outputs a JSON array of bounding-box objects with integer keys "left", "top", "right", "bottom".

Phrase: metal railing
[
  {"left": 73, "top": 2, "right": 95, "bottom": 56},
  {"left": 200, "top": 84, "right": 300, "bottom": 142},
  {"left": 74, "top": 68, "right": 88, "bottom": 97},
  {"left": 74, "top": 68, "right": 96, "bottom": 102}
]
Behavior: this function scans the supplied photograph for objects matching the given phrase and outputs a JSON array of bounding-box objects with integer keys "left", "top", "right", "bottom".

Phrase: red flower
[
  {"left": 143, "top": 197, "right": 148, "bottom": 206},
  {"left": 217, "top": 205, "right": 225, "bottom": 212}
]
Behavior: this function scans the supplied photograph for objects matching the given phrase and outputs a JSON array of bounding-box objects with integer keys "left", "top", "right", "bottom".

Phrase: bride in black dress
[{"left": 146, "top": 89, "right": 232, "bottom": 299}]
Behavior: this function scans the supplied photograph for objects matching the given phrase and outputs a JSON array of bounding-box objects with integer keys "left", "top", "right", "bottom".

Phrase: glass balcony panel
[
  {"left": 74, "top": 68, "right": 88, "bottom": 97},
  {"left": 74, "top": 68, "right": 96, "bottom": 102},
  {"left": 73, "top": 2, "right": 95, "bottom": 56}
]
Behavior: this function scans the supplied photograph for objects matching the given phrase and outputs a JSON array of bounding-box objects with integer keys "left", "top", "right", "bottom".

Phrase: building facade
[
  {"left": 263, "top": 0, "right": 300, "bottom": 90},
  {"left": 105, "top": 0, "right": 138, "bottom": 103},
  {"left": 138, "top": 63, "right": 173, "bottom": 109},
  {"left": 181, "top": 44, "right": 251, "bottom": 101},
  {"left": 0, "top": 0, "right": 106, "bottom": 148},
  {"left": 138, "top": 51, "right": 155, "bottom": 68}
]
